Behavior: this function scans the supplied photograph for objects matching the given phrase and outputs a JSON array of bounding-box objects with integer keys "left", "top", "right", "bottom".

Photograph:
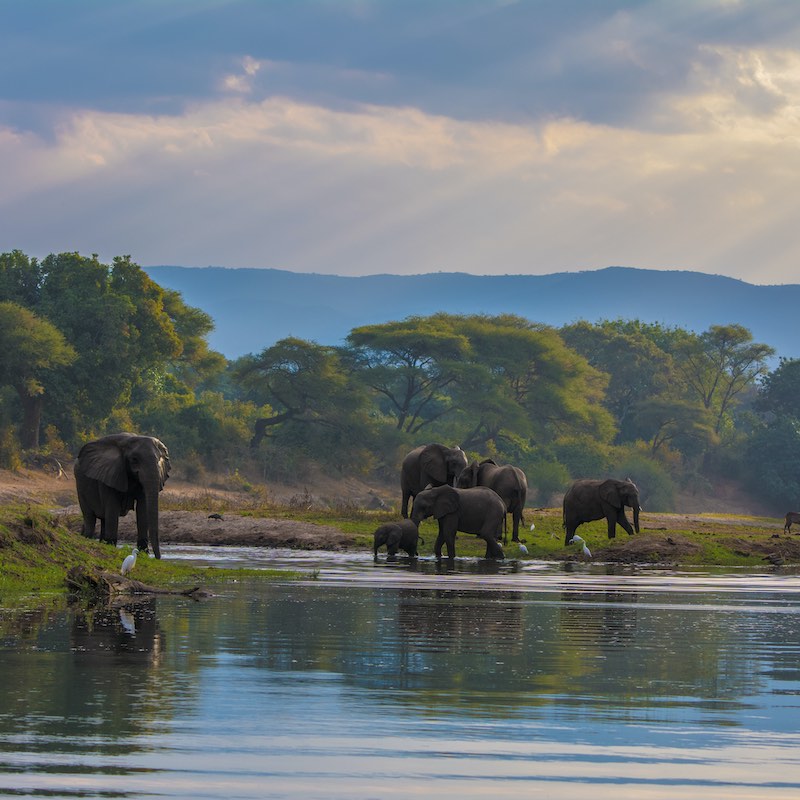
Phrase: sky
[{"left": 1, "top": 1, "right": 799, "bottom": 284}]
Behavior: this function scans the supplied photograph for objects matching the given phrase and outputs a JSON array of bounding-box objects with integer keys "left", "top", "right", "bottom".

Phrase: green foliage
[
  {"left": 612, "top": 447, "right": 677, "bottom": 512},
  {"left": 0, "top": 249, "right": 790, "bottom": 514},
  {"left": 743, "top": 417, "right": 800, "bottom": 513},
  {"left": 525, "top": 459, "right": 570, "bottom": 504}
]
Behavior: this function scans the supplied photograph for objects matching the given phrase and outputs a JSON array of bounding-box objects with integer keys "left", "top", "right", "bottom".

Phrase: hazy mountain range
[{"left": 144, "top": 266, "right": 798, "bottom": 362}]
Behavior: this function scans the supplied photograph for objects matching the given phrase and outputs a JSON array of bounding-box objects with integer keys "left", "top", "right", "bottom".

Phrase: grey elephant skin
[
  {"left": 400, "top": 443, "right": 468, "bottom": 518},
  {"left": 562, "top": 478, "right": 640, "bottom": 546},
  {"left": 411, "top": 485, "right": 505, "bottom": 560},
  {"left": 373, "top": 520, "right": 422, "bottom": 559},
  {"left": 784, "top": 512, "right": 800, "bottom": 533},
  {"left": 457, "top": 459, "right": 528, "bottom": 543},
  {"left": 74, "top": 433, "right": 170, "bottom": 559}
]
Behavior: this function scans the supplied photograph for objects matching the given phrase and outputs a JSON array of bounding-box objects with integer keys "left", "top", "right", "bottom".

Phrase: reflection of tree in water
[
  {"left": 559, "top": 589, "right": 638, "bottom": 649},
  {"left": 0, "top": 598, "right": 177, "bottom": 755}
]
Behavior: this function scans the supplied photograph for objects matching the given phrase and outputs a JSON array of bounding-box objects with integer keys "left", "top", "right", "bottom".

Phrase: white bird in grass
[
  {"left": 567, "top": 535, "right": 592, "bottom": 558},
  {"left": 120, "top": 547, "right": 138, "bottom": 576},
  {"left": 518, "top": 543, "right": 528, "bottom": 555}
]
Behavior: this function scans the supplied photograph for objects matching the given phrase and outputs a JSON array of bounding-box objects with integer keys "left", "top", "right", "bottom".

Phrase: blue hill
[{"left": 144, "top": 265, "right": 797, "bottom": 361}]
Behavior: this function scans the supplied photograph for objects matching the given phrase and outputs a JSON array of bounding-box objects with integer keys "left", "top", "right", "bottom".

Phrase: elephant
[
  {"left": 373, "top": 519, "right": 422, "bottom": 560},
  {"left": 410, "top": 485, "right": 505, "bottom": 560},
  {"left": 74, "top": 433, "right": 170, "bottom": 559},
  {"left": 400, "top": 443, "right": 469, "bottom": 518},
  {"left": 562, "top": 478, "right": 640, "bottom": 546},
  {"left": 456, "top": 459, "right": 528, "bottom": 543},
  {"left": 784, "top": 512, "right": 800, "bottom": 533}
]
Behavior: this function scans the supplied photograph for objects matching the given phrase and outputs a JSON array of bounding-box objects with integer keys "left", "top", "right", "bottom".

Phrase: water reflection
[{"left": 0, "top": 553, "right": 799, "bottom": 798}]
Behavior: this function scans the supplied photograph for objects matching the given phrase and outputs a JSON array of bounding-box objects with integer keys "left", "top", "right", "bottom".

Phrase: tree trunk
[{"left": 16, "top": 389, "right": 42, "bottom": 450}]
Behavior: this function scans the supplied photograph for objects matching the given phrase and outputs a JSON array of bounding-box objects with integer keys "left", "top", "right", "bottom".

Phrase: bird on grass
[
  {"left": 518, "top": 543, "right": 529, "bottom": 555},
  {"left": 208, "top": 513, "right": 224, "bottom": 520},
  {"left": 567, "top": 535, "right": 592, "bottom": 558},
  {"left": 120, "top": 547, "right": 139, "bottom": 576}
]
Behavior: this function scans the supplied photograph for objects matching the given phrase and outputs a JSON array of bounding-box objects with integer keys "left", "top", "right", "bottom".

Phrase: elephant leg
[
  {"left": 605, "top": 513, "right": 618, "bottom": 539},
  {"left": 616, "top": 509, "right": 634, "bottom": 536},
  {"left": 80, "top": 511, "right": 97, "bottom": 539},
  {"left": 101, "top": 512, "right": 120, "bottom": 545},
  {"left": 135, "top": 500, "right": 150, "bottom": 552},
  {"left": 484, "top": 536, "right": 504, "bottom": 559},
  {"left": 511, "top": 510, "right": 522, "bottom": 542},
  {"left": 564, "top": 521, "right": 578, "bottom": 546},
  {"left": 401, "top": 490, "right": 412, "bottom": 519}
]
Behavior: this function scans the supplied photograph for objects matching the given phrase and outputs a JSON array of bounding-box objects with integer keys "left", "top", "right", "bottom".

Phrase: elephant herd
[
  {"left": 377, "top": 442, "right": 642, "bottom": 561},
  {"left": 71, "top": 433, "right": 642, "bottom": 564}
]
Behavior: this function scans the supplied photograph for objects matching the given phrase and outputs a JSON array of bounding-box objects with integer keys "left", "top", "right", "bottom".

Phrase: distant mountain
[{"left": 144, "top": 265, "right": 797, "bottom": 361}]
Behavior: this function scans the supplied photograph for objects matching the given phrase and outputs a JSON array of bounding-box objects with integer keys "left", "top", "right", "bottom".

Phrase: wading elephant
[
  {"left": 411, "top": 485, "right": 505, "bottom": 560},
  {"left": 400, "top": 443, "right": 468, "bottom": 518},
  {"left": 784, "top": 512, "right": 800, "bottom": 533},
  {"left": 563, "top": 478, "right": 640, "bottom": 546},
  {"left": 373, "top": 519, "right": 422, "bottom": 560},
  {"left": 457, "top": 459, "right": 528, "bottom": 543},
  {"left": 74, "top": 433, "right": 170, "bottom": 559}
]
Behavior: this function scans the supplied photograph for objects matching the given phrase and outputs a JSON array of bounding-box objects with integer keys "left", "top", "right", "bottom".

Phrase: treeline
[{"left": 1, "top": 250, "right": 798, "bottom": 512}]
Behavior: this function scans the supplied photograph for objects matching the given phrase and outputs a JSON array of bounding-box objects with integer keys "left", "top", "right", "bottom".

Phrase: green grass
[{"left": 0, "top": 503, "right": 302, "bottom": 607}]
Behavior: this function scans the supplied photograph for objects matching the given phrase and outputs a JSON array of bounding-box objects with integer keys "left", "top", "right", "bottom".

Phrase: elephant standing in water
[
  {"left": 74, "top": 433, "right": 170, "bottom": 558},
  {"left": 562, "top": 478, "right": 640, "bottom": 546},
  {"left": 411, "top": 485, "right": 505, "bottom": 560},
  {"left": 457, "top": 459, "right": 528, "bottom": 543},
  {"left": 373, "top": 519, "right": 422, "bottom": 560},
  {"left": 400, "top": 443, "right": 468, "bottom": 518}
]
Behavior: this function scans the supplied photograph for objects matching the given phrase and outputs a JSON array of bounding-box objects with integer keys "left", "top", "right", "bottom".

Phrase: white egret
[
  {"left": 120, "top": 547, "right": 138, "bottom": 576},
  {"left": 567, "top": 535, "right": 592, "bottom": 558},
  {"left": 518, "top": 543, "right": 528, "bottom": 555},
  {"left": 529, "top": 522, "right": 535, "bottom": 531}
]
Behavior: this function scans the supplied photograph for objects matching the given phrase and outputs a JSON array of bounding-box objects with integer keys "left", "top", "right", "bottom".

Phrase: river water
[{"left": 1, "top": 547, "right": 799, "bottom": 799}]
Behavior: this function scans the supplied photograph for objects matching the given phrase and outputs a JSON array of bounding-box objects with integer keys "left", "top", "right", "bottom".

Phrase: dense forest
[{"left": 1, "top": 250, "right": 799, "bottom": 513}]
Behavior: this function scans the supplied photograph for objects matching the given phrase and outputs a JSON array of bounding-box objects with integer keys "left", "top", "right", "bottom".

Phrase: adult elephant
[
  {"left": 457, "top": 459, "right": 528, "bottom": 543},
  {"left": 562, "top": 478, "right": 640, "bottom": 546},
  {"left": 74, "top": 433, "right": 170, "bottom": 559},
  {"left": 400, "top": 443, "right": 468, "bottom": 518},
  {"left": 411, "top": 485, "right": 505, "bottom": 560}
]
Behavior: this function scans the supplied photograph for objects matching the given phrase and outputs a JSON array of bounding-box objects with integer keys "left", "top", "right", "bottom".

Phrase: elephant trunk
[
  {"left": 632, "top": 502, "right": 640, "bottom": 534},
  {"left": 144, "top": 481, "right": 162, "bottom": 559}
]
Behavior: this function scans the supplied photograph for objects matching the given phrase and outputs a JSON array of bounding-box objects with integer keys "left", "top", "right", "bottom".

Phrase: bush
[
  {"left": 612, "top": 449, "right": 676, "bottom": 512},
  {"left": 526, "top": 459, "right": 570, "bottom": 505}
]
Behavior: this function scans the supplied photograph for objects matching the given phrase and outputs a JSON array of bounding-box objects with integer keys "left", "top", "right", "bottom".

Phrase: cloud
[
  {"left": 0, "top": 43, "right": 798, "bottom": 283},
  {"left": 221, "top": 55, "right": 264, "bottom": 94}
]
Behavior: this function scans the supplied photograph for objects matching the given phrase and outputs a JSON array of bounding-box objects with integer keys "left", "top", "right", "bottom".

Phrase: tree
[
  {"left": 347, "top": 315, "right": 469, "bottom": 434},
  {"left": 0, "top": 302, "right": 76, "bottom": 449},
  {"left": 236, "top": 338, "right": 374, "bottom": 468},
  {"left": 560, "top": 320, "right": 677, "bottom": 438},
  {"left": 756, "top": 358, "right": 800, "bottom": 419},
  {"left": 676, "top": 324, "right": 775, "bottom": 435},
  {"left": 449, "top": 315, "right": 613, "bottom": 452}
]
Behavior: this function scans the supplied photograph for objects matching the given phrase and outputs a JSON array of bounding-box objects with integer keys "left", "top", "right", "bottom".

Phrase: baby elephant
[
  {"left": 784, "top": 512, "right": 800, "bottom": 533},
  {"left": 373, "top": 519, "right": 422, "bottom": 560}
]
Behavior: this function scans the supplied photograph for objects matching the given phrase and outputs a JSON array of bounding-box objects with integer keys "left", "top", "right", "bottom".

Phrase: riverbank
[{"left": 0, "top": 466, "right": 798, "bottom": 605}]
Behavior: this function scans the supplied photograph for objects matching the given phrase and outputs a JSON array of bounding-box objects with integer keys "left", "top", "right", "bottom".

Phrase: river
[{"left": 1, "top": 547, "right": 799, "bottom": 798}]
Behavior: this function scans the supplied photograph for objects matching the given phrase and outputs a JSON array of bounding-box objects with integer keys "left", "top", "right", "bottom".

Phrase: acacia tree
[
  {"left": 449, "top": 315, "right": 613, "bottom": 453},
  {"left": 347, "top": 315, "right": 469, "bottom": 434},
  {"left": 235, "top": 338, "right": 375, "bottom": 469},
  {"left": 676, "top": 324, "right": 775, "bottom": 435},
  {"left": 0, "top": 302, "right": 76, "bottom": 449}
]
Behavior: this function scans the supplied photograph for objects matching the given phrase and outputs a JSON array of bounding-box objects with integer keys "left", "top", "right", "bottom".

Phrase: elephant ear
[
  {"left": 432, "top": 486, "right": 460, "bottom": 519},
  {"left": 420, "top": 446, "right": 448, "bottom": 485},
  {"left": 599, "top": 479, "right": 622, "bottom": 508},
  {"left": 78, "top": 439, "right": 128, "bottom": 492},
  {"left": 153, "top": 438, "right": 171, "bottom": 489}
]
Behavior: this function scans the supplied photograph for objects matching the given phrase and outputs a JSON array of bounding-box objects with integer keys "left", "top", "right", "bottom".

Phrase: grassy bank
[{"left": 0, "top": 503, "right": 296, "bottom": 607}]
